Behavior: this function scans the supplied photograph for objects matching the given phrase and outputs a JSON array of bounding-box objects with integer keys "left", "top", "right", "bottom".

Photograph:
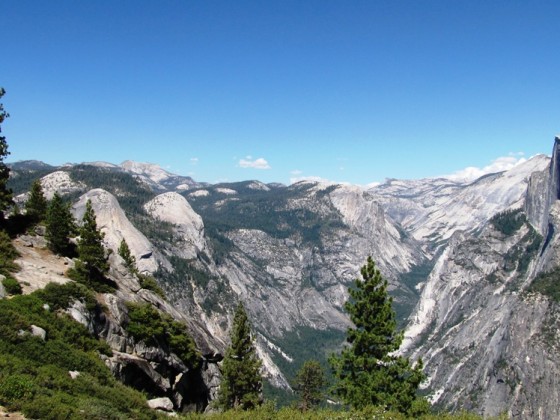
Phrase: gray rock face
[
  {"left": 22, "top": 149, "right": 559, "bottom": 415},
  {"left": 40, "top": 170, "right": 84, "bottom": 199},
  {"left": 372, "top": 156, "right": 550, "bottom": 254},
  {"left": 403, "top": 218, "right": 560, "bottom": 418},
  {"left": 401, "top": 142, "right": 560, "bottom": 419},
  {"left": 143, "top": 192, "right": 208, "bottom": 260},
  {"left": 72, "top": 189, "right": 158, "bottom": 273},
  {"left": 63, "top": 257, "right": 223, "bottom": 412}
]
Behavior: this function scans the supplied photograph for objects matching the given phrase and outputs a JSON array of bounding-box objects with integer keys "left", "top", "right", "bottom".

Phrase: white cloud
[
  {"left": 444, "top": 153, "right": 527, "bottom": 182},
  {"left": 290, "top": 169, "right": 303, "bottom": 176},
  {"left": 190, "top": 157, "right": 198, "bottom": 165},
  {"left": 239, "top": 157, "right": 271, "bottom": 169}
]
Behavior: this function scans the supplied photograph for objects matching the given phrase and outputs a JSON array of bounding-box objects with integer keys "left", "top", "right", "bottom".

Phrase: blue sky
[{"left": 2, "top": 1, "right": 559, "bottom": 185}]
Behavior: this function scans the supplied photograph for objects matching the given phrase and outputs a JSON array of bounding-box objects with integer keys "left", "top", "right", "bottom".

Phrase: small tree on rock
[
  {"left": 45, "top": 193, "right": 75, "bottom": 256},
  {"left": 25, "top": 180, "right": 48, "bottom": 223},
  {"left": 217, "top": 302, "right": 263, "bottom": 410},
  {"left": 77, "top": 200, "right": 109, "bottom": 278},
  {"left": 329, "top": 257, "right": 428, "bottom": 416},
  {"left": 294, "top": 360, "right": 326, "bottom": 411},
  {"left": 118, "top": 238, "right": 136, "bottom": 273}
]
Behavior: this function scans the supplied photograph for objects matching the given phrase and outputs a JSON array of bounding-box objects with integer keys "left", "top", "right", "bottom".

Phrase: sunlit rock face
[
  {"left": 72, "top": 189, "right": 158, "bottom": 273},
  {"left": 400, "top": 145, "right": 560, "bottom": 419},
  {"left": 143, "top": 192, "right": 207, "bottom": 260},
  {"left": 12, "top": 141, "right": 559, "bottom": 415}
]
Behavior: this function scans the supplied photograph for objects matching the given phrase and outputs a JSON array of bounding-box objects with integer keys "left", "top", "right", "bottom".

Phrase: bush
[
  {"left": 125, "top": 302, "right": 199, "bottom": 368},
  {"left": 0, "top": 230, "right": 19, "bottom": 275},
  {"left": 0, "top": 373, "right": 35, "bottom": 403},
  {"left": 67, "top": 260, "right": 117, "bottom": 293},
  {"left": 138, "top": 274, "right": 166, "bottom": 299},
  {"left": 36, "top": 281, "right": 97, "bottom": 312},
  {"left": 529, "top": 267, "right": 560, "bottom": 302},
  {"left": 2, "top": 276, "right": 22, "bottom": 295},
  {"left": 0, "top": 286, "right": 155, "bottom": 419},
  {"left": 490, "top": 209, "right": 525, "bottom": 236}
]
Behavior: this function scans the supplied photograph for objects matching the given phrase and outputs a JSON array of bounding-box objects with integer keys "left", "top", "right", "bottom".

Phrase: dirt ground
[
  {"left": 0, "top": 406, "right": 26, "bottom": 419},
  {"left": 12, "top": 236, "right": 71, "bottom": 294}
]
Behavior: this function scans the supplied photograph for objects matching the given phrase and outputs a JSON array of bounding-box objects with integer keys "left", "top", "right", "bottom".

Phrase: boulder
[
  {"left": 69, "top": 371, "right": 80, "bottom": 379},
  {"left": 147, "top": 397, "right": 174, "bottom": 412},
  {"left": 30, "top": 325, "right": 47, "bottom": 341}
]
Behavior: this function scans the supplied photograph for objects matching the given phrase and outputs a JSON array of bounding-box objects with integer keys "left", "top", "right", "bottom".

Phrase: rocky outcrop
[
  {"left": 143, "top": 192, "right": 208, "bottom": 259},
  {"left": 372, "top": 155, "right": 550, "bottom": 254},
  {"left": 66, "top": 250, "right": 224, "bottom": 412},
  {"left": 9, "top": 206, "right": 222, "bottom": 413},
  {"left": 402, "top": 141, "right": 560, "bottom": 418},
  {"left": 13, "top": 236, "right": 72, "bottom": 293},
  {"left": 40, "top": 170, "right": 85, "bottom": 199},
  {"left": 120, "top": 160, "right": 200, "bottom": 192},
  {"left": 402, "top": 215, "right": 560, "bottom": 418},
  {"left": 72, "top": 189, "right": 158, "bottom": 273}
]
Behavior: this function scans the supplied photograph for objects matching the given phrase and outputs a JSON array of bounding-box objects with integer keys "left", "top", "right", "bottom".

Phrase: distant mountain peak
[{"left": 120, "top": 160, "right": 175, "bottom": 182}]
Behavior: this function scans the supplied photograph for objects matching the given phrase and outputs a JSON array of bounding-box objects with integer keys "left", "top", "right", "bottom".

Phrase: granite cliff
[{"left": 8, "top": 138, "right": 560, "bottom": 416}]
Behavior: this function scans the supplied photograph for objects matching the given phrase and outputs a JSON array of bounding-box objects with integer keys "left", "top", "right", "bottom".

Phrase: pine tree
[
  {"left": 217, "top": 303, "right": 263, "bottom": 410},
  {"left": 45, "top": 192, "right": 75, "bottom": 256},
  {"left": 25, "top": 179, "right": 48, "bottom": 223},
  {"left": 118, "top": 238, "right": 136, "bottom": 272},
  {"left": 329, "top": 257, "right": 429, "bottom": 416},
  {"left": 294, "top": 360, "right": 326, "bottom": 411},
  {"left": 77, "top": 200, "right": 109, "bottom": 277},
  {"left": 0, "top": 88, "right": 13, "bottom": 220}
]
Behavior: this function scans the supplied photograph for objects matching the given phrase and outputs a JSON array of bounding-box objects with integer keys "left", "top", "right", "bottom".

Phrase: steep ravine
[
  {"left": 8, "top": 143, "right": 559, "bottom": 415},
  {"left": 402, "top": 139, "right": 560, "bottom": 419}
]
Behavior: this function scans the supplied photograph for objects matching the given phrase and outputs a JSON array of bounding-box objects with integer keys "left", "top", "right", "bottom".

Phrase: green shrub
[
  {"left": 0, "top": 230, "right": 19, "bottom": 275},
  {"left": 2, "top": 276, "right": 22, "bottom": 295},
  {"left": 529, "top": 267, "right": 560, "bottom": 302},
  {"left": 0, "top": 373, "right": 35, "bottom": 403},
  {"left": 125, "top": 302, "right": 199, "bottom": 368},
  {"left": 490, "top": 209, "right": 525, "bottom": 236},
  {"left": 67, "top": 260, "right": 117, "bottom": 293},
  {"left": 138, "top": 274, "right": 166, "bottom": 299},
  {"left": 36, "top": 281, "right": 97, "bottom": 312},
  {"left": 0, "top": 286, "right": 156, "bottom": 419},
  {"left": 21, "top": 392, "right": 80, "bottom": 420}
]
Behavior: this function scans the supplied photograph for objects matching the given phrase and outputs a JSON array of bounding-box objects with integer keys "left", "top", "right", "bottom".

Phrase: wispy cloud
[
  {"left": 238, "top": 157, "right": 271, "bottom": 169},
  {"left": 290, "top": 169, "right": 303, "bottom": 176},
  {"left": 444, "top": 153, "right": 527, "bottom": 182},
  {"left": 190, "top": 157, "right": 199, "bottom": 165}
]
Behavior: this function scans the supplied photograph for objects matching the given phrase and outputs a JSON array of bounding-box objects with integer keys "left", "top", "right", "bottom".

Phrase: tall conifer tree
[
  {"left": 25, "top": 180, "right": 48, "bottom": 223},
  {"left": 294, "top": 360, "right": 326, "bottom": 411},
  {"left": 0, "top": 88, "right": 13, "bottom": 219},
  {"left": 217, "top": 303, "right": 262, "bottom": 410},
  {"left": 45, "top": 192, "right": 75, "bottom": 256},
  {"left": 330, "top": 257, "right": 428, "bottom": 415},
  {"left": 77, "top": 200, "right": 109, "bottom": 277}
]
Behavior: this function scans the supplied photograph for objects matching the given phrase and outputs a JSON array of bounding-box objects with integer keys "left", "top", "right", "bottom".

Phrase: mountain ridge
[{"left": 6, "top": 140, "right": 560, "bottom": 416}]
